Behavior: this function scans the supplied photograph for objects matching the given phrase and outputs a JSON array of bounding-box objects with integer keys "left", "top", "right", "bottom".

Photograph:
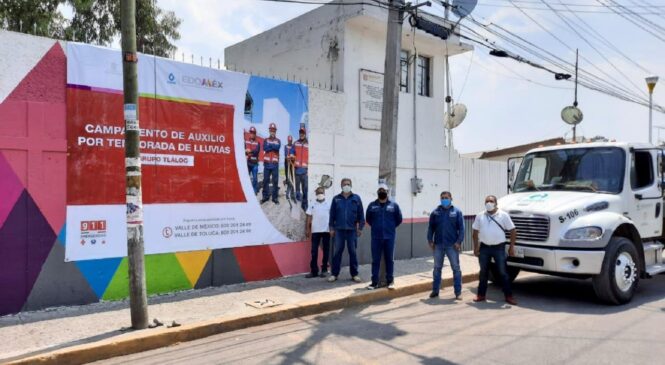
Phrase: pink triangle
[
  {"left": 6, "top": 43, "right": 66, "bottom": 103},
  {"left": 0, "top": 154, "right": 24, "bottom": 228}
]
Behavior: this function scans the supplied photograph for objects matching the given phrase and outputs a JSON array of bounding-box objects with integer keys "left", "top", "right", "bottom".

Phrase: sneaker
[
  {"left": 327, "top": 275, "right": 337, "bottom": 282},
  {"left": 429, "top": 291, "right": 439, "bottom": 298},
  {"left": 352, "top": 276, "right": 362, "bottom": 283},
  {"left": 319, "top": 271, "right": 328, "bottom": 278},
  {"left": 473, "top": 295, "right": 486, "bottom": 302},
  {"left": 305, "top": 273, "right": 317, "bottom": 278},
  {"left": 387, "top": 282, "right": 395, "bottom": 290},
  {"left": 505, "top": 296, "right": 518, "bottom": 305},
  {"left": 366, "top": 283, "right": 378, "bottom": 290}
]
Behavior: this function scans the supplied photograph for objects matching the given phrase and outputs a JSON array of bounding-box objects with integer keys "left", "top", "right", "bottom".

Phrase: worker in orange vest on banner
[
  {"left": 261, "top": 123, "right": 281, "bottom": 204},
  {"left": 294, "top": 127, "right": 309, "bottom": 211},
  {"left": 284, "top": 135, "right": 296, "bottom": 201},
  {"left": 245, "top": 126, "right": 260, "bottom": 195}
]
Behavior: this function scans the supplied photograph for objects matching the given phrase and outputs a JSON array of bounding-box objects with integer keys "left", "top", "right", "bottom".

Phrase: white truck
[{"left": 502, "top": 142, "right": 665, "bottom": 304}]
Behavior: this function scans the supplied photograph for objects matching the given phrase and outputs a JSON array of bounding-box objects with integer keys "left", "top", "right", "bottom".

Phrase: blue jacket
[
  {"left": 427, "top": 205, "right": 464, "bottom": 246},
  {"left": 329, "top": 193, "right": 365, "bottom": 231},
  {"left": 366, "top": 200, "right": 403, "bottom": 240}
]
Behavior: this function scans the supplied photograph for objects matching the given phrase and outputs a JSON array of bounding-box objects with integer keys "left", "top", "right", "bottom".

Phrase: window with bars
[
  {"left": 416, "top": 55, "right": 431, "bottom": 97},
  {"left": 400, "top": 50, "right": 409, "bottom": 93}
]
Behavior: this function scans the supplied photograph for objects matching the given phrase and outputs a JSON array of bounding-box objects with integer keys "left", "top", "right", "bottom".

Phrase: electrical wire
[
  {"left": 595, "top": 0, "right": 665, "bottom": 43},
  {"left": 256, "top": 0, "right": 392, "bottom": 10}
]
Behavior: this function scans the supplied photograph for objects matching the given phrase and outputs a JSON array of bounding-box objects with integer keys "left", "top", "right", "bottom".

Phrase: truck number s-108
[{"left": 559, "top": 209, "right": 579, "bottom": 223}]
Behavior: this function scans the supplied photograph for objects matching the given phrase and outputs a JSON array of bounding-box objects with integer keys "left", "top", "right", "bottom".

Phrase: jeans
[
  {"left": 262, "top": 165, "right": 279, "bottom": 201},
  {"left": 295, "top": 173, "right": 308, "bottom": 211},
  {"left": 371, "top": 238, "right": 395, "bottom": 285},
  {"left": 478, "top": 243, "right": 512, "bottom": 297},
  {"left": 331, "top": 229, "right": 358, "bottom": 277},
  {"left": 310, "top": 232, "right": 331, "bottom": 275},
  {"left": 432, "top": 244, "right": 462, "bottom": 296},
  {"left": 248, "top": 163, "right": 258, "bottom": 194}
]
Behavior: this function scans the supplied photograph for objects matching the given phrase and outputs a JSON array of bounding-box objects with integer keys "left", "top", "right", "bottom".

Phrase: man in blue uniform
[
  {"left": 261, "top": 123, "right": 281, "bottom": 204},
  {"left": 427, "top": 191, "right": 464, "bottom": 299},
  {"left": 365, "top": 182, "right": 403, "bottom": 290},
  {"left": 328, "top": 178, "right": 365, "bottom": 283}
]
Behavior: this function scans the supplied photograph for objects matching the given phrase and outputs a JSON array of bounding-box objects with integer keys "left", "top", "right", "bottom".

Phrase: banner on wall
[{"left": 65, "top": 43, "right": 309, "bottom": 261}]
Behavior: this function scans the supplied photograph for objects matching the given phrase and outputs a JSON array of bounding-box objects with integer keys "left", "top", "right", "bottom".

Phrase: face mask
[
  {"left": 378, "top": 191, "right": 388, "bottom": 200},
  {"left": 316, "top": 194, "right": 325, "bottom": 201},
  {"left": 485, "top": 202, "right": 496, "bottom": 211},
  {"left": 342, "top": 185, "right": 352, "bottom": 193},
  {"left": 441, "top": 198, "right": 451, "bottom": 208}
]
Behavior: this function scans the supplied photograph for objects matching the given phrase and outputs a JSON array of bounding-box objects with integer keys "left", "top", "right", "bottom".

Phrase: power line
[
  {"left": 595, "top": 0, "right": 665, "bottom": 43},
  {"left": 256, "top": 0, "right": 392, "bottom": 9}
]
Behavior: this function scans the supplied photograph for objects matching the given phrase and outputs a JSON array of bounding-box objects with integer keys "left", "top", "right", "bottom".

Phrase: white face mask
[
  {"left": 316, "top": 194, "right": 325, "bottom": 201},
  {"left": 485, "top": 202, "right": 496, "bottom": 211},
  {"left": 342, "top": 185, "right": 352, "bottom": 193}
]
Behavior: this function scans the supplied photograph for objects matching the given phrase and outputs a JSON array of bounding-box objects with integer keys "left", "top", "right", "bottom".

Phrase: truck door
[{"left": 629, "top": 149, "right": 662, "bottom": 238}]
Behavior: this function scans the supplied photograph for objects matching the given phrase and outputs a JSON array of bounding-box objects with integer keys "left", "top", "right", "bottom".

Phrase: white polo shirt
[
  {"left": 472, "top": 209, "right": 515, "bottom": 246},
  {"left": 306, "top": 199, "right": 331, "bottom": 233}
]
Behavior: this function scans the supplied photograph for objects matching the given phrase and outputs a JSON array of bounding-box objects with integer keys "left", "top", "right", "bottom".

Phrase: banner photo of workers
[{"left": 65, "top": 43, "right": 309, "bottom": 261}]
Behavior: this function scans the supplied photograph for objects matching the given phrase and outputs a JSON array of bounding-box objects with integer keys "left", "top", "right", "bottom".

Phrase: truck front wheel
[{"left": 592, "top": 236, "right": 639, "bottom": 305}]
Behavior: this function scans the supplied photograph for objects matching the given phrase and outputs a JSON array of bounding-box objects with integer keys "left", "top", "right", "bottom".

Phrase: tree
[{"left": 1, "top": 0, "right": 181, "bottom": 58}]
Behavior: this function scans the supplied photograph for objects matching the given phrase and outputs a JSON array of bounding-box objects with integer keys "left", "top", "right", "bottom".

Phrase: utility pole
[
  {"left": 377, "top": 0, "right": 405, "bottom": 287},
  {"left": 121, "top": 0, "right": 149, "bottom": 330},
  {"left": 646, "top": 76, "right": 659, "bottom": 144}
]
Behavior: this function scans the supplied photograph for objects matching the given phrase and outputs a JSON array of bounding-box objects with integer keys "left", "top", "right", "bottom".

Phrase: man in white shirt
[
  {"left": 305, "top": 186, "right": 332, "bottom": 278},
  {"left": 471, "top": 195, "right": 518, "bottom": 305}
]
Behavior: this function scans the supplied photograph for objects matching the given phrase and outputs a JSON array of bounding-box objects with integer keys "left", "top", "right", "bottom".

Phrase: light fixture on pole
[{"left": 646, "top": 76, "right": 659, "bottom": 144}]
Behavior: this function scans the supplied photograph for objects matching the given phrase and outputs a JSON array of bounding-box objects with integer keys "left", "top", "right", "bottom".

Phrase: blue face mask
[{"left": 441, "top": 198, "right": 451, "bottom": 208}]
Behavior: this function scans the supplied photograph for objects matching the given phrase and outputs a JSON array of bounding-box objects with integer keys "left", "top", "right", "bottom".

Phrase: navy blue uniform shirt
[
  {"left": 329, "top": 193, "right": 365, "bottom": 231},
  {"left": 427, "top": 205, "right": 464, "bottom": 246},
  {"left": 366, "top": 200, "right": 403, "bottom": 240}
]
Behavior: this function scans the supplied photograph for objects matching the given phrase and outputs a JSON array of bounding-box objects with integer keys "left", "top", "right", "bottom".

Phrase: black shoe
[
  {"left": 260, "top": 198, "right": 269, "bottom": 204},
  {"left": 429, "top": 291, "right": 439, "bottom": 298},
  {"left": 305, "top": 273, "right": 317, "bottom": 278},
  {"left": 366, "top": 283, "right": 378, "bottom": 290},
  {"left": 272, "top": 199, "right": 279, "bottom": 204},
  {"left": 319, "top": 271, "right": 328, "bottom": 278}
]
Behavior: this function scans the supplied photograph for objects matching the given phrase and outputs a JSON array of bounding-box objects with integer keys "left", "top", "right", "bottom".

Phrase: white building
[{"left": 226, "top": 3, "right": 505, "bottom": 239}]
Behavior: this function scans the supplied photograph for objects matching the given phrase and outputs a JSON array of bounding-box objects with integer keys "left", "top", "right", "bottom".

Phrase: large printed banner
[{"left": 66, "top": 43, "right": 309, "bottom": 261}]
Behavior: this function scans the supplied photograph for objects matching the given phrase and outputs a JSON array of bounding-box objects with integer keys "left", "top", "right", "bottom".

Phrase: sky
[{"left": 156, "top": 0, "right": 665, "bottom": 154}]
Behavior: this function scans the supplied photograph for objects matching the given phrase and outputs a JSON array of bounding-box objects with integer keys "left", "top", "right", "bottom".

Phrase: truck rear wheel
[
  {"left": 592, "top": 236, "right": 639, "bottom": 305},
  {"left": 488, "top": 262, "right": 521, "bottom": 285}
]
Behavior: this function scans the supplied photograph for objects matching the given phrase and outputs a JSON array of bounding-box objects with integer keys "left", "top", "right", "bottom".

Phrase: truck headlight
[{"left": 564, "top": 226, "right": 603, "bottom": 240}]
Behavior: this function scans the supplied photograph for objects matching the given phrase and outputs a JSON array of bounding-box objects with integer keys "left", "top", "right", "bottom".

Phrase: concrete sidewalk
[{"left": 1, "top": 253, "right": 480, "bottom": 364}]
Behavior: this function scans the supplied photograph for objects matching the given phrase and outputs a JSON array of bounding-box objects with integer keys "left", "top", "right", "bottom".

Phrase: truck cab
[{"left": 503, "top": 142, "right": 665, "bottom": 304}]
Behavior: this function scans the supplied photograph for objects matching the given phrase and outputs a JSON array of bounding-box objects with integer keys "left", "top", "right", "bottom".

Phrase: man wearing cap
[
  {"left": 305, "top": 186, "right": 331, "bottom": 278},
  {"left": 284, "top": 135, "right": 296, "bottom": 201},
  {"left": 427, "top": 191, "right": 464, "bottom": 299},
  {"left": 294, "top": 128, "right": 309, "bottom": 211},
  {"left": 245, "top": 126, "right": 261, "bottom": 194},
  {"left": 365, "top": 182, "right": 402, "bottom": 290},
  {"left": 261, "top": 123, "right": 281, "bottom": 204},
  {"left": 328, "top": 178, "right": 365, "bottom": 283}
]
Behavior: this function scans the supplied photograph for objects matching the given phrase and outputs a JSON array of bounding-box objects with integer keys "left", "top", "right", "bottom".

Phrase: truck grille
[{"left": 507, "top": 216, "right": 550, "bottom": 242}]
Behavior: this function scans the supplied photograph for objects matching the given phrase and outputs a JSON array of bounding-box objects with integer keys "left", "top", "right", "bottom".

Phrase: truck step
[
  {"left": 646, "top": 263, "right": 665, "bottom": 276},
  {"left": 643, "top": 242, "right": 664, "bottom": 266}
]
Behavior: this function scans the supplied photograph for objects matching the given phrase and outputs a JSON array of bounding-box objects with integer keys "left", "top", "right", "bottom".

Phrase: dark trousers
[
  {"left": 310, "top": 232, "right": 331, "bottom": 275},
  {"left": 248, "top": 163, "right": 258, "bottom": 194},
  {"left": 331, "top": 229, "right": 358, "bottom": 277},
  {"left": 295, "top": 173, "right": 308, "bottom": 210},
  {"left": 262, "top": 165, "right": 279, "bottom": 200},
  {"left": 371, "top": 237, "right": 395, "bottom": 285},
  {"left": 478, "top": 243, "right": 512, "bottom": 297}
]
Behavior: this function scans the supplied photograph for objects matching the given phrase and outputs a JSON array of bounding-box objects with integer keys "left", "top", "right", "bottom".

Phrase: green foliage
[{"left": 0, "top": 0, "right": 181, "bottom": 57}]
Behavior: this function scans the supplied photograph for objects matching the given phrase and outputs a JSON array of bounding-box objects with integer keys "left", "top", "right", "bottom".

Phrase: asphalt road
[{"left": 95, "top": 274, "right": 665, "bottom": 365}]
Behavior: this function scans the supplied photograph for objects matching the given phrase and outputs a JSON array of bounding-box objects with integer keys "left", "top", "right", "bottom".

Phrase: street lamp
[{"left": 646, "top": 76, "right": 659, "bottom": 144}]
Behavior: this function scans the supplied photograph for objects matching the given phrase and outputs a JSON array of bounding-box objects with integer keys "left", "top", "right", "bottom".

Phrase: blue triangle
[
  {"left": 75, "top": 257, "right": 123, "bottom": 298},
  {"left": 57, "top": 224, "right": 66, "bottom": 246}
]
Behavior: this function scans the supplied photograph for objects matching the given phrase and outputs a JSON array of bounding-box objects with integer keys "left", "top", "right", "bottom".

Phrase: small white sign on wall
[{"left": 359, "top": 69, "right": 383, "bottom": 130}]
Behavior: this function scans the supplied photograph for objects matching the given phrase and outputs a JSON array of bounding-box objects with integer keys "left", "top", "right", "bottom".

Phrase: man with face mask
[
  {"left": 305, "top": 186, "right": 332, "bottom": 278},
  {"left": 261, "top": 123, "right": 281, "bottom": 204},
  {"left": 365, "top": 182, "right": 403, "bottom": 290},
  {"left": 328, "top": 178, "right": 365, "bottom": 283},
  {"left": 427, "top": 191, "right": 464, "bottom": 299},
  {"left": 472, "top": 195, "right": 518, "bottom": 305}
]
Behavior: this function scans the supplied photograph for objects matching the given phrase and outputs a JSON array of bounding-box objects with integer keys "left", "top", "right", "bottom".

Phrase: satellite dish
[
  {"left": 561, "top": 106, "right": 583, "bottom": 125},
  {"left": 444, "top": 103, "right": 468, "bottom": 129},
  {"left": 451, "top": 0, "right": 478, "bottom": 19},
  {"left": 319, "top": 174, "right": 333, "bottom": 189}
]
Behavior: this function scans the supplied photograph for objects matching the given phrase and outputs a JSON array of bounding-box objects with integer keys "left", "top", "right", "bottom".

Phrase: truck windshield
[{"left": 513, "top": 147, "right": 625, "bottom": 194}]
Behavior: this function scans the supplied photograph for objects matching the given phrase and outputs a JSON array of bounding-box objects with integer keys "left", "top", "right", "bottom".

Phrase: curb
[{"left": 8, "top": 272, "right": 479, "bottom": 365}]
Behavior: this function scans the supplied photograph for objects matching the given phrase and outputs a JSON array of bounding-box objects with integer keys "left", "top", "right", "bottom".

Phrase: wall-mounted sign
[{"left": 359, "top": 69, "right": 384, "bottom": 130}]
